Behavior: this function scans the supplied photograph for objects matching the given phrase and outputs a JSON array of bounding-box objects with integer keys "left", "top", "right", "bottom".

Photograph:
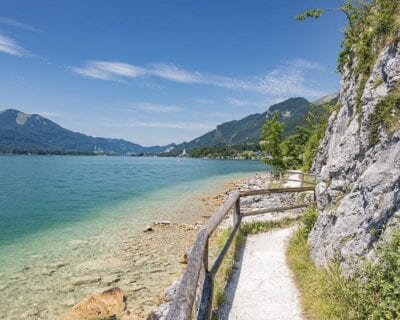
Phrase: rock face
[
  {"left": 309, "top": 34, "right": 400, "bottom": 275},
  {"left": 61, "top": 287, "right": 126, "bottom": 320}
]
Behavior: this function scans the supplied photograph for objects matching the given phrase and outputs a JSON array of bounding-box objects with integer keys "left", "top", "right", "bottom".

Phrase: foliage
[
  {"left": 297, "top": 1, "right": 400, "bottom": 124},
  {"left": 287, "top": 207, "right": 400, "bottom": 319},
  {"left": 302, "top": 103, "right": 334, "bottom": 172},
  {"left": 189, "top": 143, "right": 260, "bottom": 159},
  {"left": 240, "top": 216, "right": 301, "bottom": 235},
  {"left": 296, "top": 9, "right": 324, "bottom": 21},
  {"left": 281, "top": 126, "right": 310, "bottom": 169},
  {"left": 368, "top": 85, "right": 400, "bottom": 145},
  {"left": 351, "top": 232, "right": 400, "bottom": 319},
  {"left": 260, "top": 111, "right": 286, "bottom": 170},
  {"left": 211, "top": 227, "right": 244, "bottom": 316},
  {"left": 260, "top": 101, "right": 334, "bottom": 172}
]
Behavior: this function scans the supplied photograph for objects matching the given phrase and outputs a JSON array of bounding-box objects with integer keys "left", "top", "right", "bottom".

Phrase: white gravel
[{"left": 218, "top": 227, "right": 303, "bottom": 320}]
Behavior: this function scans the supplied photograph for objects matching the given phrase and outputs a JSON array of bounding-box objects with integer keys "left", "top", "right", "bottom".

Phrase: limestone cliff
[{"left": 309, "top": 32, "right": 400, "bottom": 274}]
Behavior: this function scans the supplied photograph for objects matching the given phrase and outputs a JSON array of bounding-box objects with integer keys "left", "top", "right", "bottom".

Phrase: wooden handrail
[
  {"left": 166, "top": 228, "right": 209, "bottom": 320},
  {"left": 166, "top": 173, "right": 316, "bottom": 320},
  {"left": 242, "top": 203, "right": 314, "bottom": 217},
  {"left": 205, "top": 190, "right": 240, "bottom": 236},
  {"left": 240, "top": 186, "right": 315, "bottom": 197},
  {"left": 269, "top": 169, "right": 321, "bottom": 178}
]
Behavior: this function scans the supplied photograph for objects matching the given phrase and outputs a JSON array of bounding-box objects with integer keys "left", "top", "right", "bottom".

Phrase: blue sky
[{"left": 0, "top": 0, "right": 346, "bottom": 146}]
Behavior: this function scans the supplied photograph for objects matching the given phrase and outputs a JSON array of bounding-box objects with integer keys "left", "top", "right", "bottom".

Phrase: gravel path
[{"left": 218, "top": 227, "right": 303, "bottom": 320}]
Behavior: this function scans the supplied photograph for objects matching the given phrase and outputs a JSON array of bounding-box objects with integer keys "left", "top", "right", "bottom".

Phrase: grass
[
  {"left": 287, "top": 207, "right": 400, "bottom": 319},
  {"left": 368, "top": 85, "right": 400, "bottom": 145},
  {"left": 211, "top": 227, "right": 244, "bottom": 314},
  {"left": 240, "top": 216, "right": 301, "bottom": 235}
]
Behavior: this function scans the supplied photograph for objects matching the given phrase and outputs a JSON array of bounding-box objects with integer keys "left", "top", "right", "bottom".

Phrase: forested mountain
[
  {"left": 167, "top": 96, "right": 336, "bottom": 155},
  {"left": 0, "top": 109, "right": 174, "bottom": 154},
  {"left": 0, "top": 95, "right": 337, "bottom": 155}
]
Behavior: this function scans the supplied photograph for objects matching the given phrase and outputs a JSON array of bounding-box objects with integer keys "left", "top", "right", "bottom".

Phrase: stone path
[{"left": 218, "top": 227, "right": 303, "bottom": 320}]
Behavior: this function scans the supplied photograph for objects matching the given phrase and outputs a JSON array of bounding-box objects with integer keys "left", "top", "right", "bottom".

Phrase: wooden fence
[{"left": 166, "top": 171, "right": 317, "bottom": 320}]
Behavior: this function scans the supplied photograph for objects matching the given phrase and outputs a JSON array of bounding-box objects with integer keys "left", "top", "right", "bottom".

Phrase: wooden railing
[{"left": 166, "top": 172, "right": 316, "bottom": 320}]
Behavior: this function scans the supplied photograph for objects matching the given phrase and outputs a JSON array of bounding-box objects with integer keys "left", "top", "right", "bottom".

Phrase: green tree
[
  {"left": 281, "top": 126, "right": 311, "bottom": 169},
  {"left": 260, "top": 111, "right": 286, "bottom": 170},
  {"left": 302, "top": 104, "right": 334, "bottom": 172}
]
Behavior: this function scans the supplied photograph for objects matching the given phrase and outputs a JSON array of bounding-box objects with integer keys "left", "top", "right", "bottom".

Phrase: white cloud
[
  {"left": 100, "top": 120, "right": 213, "bottom": 131},
  {"left": 255, "top": 60, "right": 329, "bottom": 98},
  {"left": 226, "top": 97, "right": 248, "bottom": 106},
  {"left": 71, "top": 59, "right": 331, "bottom": 99},
  {"left": 136, "top": 102, "right": 183, "bottom": 113},
  {"left": 71, "top": 61, "right": 145, "bottom": 81},
  {"left": 0, "top": 34, "right": 29, "bottom": 56},
  {"left": 129, "top": 122, "right": 213, "bottom": 130},
  {"left": 0, "top": 17, "right": 39, "bottom": 32},
  {"left": 150, "top": 63, "right": 200, "bottom": 83},
  {"left": 288, "top": 59, "right": 325, "bottom": 71}
]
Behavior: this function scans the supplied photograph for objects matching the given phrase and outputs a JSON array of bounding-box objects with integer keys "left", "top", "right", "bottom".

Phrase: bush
[
  {"left": 288, "top": 207, "right": 400, "bottom": 319},
  {"left": 368, "top": 85, "right": 400, "bottom": 145}
]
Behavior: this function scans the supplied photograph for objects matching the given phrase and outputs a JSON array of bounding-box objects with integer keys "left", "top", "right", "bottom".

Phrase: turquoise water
[
  {"left": 0, "top": 156, "right": 267, "bottom": 318},
  {"left": 0, "top": 156, "right": 265, "bottom": 247}
]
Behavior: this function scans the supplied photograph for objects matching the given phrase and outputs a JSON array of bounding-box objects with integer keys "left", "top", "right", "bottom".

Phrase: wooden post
[
  {"left": 166, "top": 229, "right": 209, "bottom": 320},
  {"left": 203, "top": 238, "right": 209, "bottom": 273},
  {"left": 205, "top": 190, "right": 240, "bottom": 235},
  {"left": 233, "top": 198, "right": 241, "bottom": 227}
]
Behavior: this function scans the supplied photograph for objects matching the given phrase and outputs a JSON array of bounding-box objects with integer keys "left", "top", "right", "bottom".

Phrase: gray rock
[
  {"left": 147, "top": 279, "right": 180, "bottom": 320},
  {"left": 309, "top": 35, "right": 400, "bottom": 275}
]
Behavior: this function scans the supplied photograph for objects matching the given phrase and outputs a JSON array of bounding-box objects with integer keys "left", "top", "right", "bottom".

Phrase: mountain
[
  {"left": 168, "top": 97, "right": 329, "bottom": 154},
  {"left": 0, "top": 109, "right": 173, "bottom": 155},
  {"left": 312, "top": 93, "right": 339, "bottom": 107}
]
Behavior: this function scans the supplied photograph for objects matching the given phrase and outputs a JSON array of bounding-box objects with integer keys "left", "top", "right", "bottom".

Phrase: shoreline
[{"left": 0, "top": 172, "right": 255, "bottom": 320}]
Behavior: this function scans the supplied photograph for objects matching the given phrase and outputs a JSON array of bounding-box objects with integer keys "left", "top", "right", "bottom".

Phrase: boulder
[{"left": 62, "top": 287, "right": 126, "bottom": 320}]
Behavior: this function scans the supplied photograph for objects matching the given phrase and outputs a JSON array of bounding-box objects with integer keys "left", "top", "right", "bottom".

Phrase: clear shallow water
[{"left": 0, "top": 156, "right": 265, "bottom": 266}]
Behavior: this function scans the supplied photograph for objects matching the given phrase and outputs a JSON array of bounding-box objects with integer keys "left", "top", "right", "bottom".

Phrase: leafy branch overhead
[
  {"left": 295, "top": 1, "right": 369, "bottom": 23},
  {"left": 295, "top": 9, "right": 324, "bottom": 21}
]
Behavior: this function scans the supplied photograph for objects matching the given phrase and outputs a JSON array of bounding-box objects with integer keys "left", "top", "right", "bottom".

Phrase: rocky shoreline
[
  {"left": 0, "top": 175, "right": 249, "bottom": 320},
  {"left": 0, "top": 172, "right": 313, "bottom": 320}
]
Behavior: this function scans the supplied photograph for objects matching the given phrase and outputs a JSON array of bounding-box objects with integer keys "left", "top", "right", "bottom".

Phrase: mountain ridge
[
  {"left": 0, "top": 109, "right": 174, "bottom": 155},
  {"left": 0, "top": 94, "right": 338, "bottom": 155},
  {"left": 167, "top": 96, "right": 337, "bottom": 155}
]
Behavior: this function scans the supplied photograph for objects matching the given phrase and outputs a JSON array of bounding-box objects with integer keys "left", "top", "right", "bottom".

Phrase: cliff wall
[{"left": 309, "top": 32, "right": 400, "bottom": 274}]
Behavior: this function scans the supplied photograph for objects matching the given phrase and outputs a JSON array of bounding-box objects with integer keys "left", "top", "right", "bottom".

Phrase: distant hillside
[
  {"left": 168, "top": 97, "right": 331, "bottom": 155},
  {"left": 0, "top": 109, "right": 173, "bottom": 155}
]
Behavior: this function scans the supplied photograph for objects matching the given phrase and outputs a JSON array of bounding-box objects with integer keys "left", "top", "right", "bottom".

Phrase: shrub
[
  {"left": 288, "top": 207, "right": 400, "bottom": 319},
  {"left": 368, "top": 85, "right": 400, "bottom": 145}
]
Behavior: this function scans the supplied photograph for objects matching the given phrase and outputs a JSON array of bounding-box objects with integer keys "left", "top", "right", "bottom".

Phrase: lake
[{"left": 0, "top": 156, "right": 266, "bottom": 319}]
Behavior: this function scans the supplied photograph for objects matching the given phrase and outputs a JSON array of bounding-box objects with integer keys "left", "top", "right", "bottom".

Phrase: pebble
[{"left": 143, "top": 226, "right": 154, "bottom": 232}]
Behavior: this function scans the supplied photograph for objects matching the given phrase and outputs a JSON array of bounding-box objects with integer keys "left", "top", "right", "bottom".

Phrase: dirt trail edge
[{"left": 218, "top": 227, "right": 303, "bottom": 320}]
